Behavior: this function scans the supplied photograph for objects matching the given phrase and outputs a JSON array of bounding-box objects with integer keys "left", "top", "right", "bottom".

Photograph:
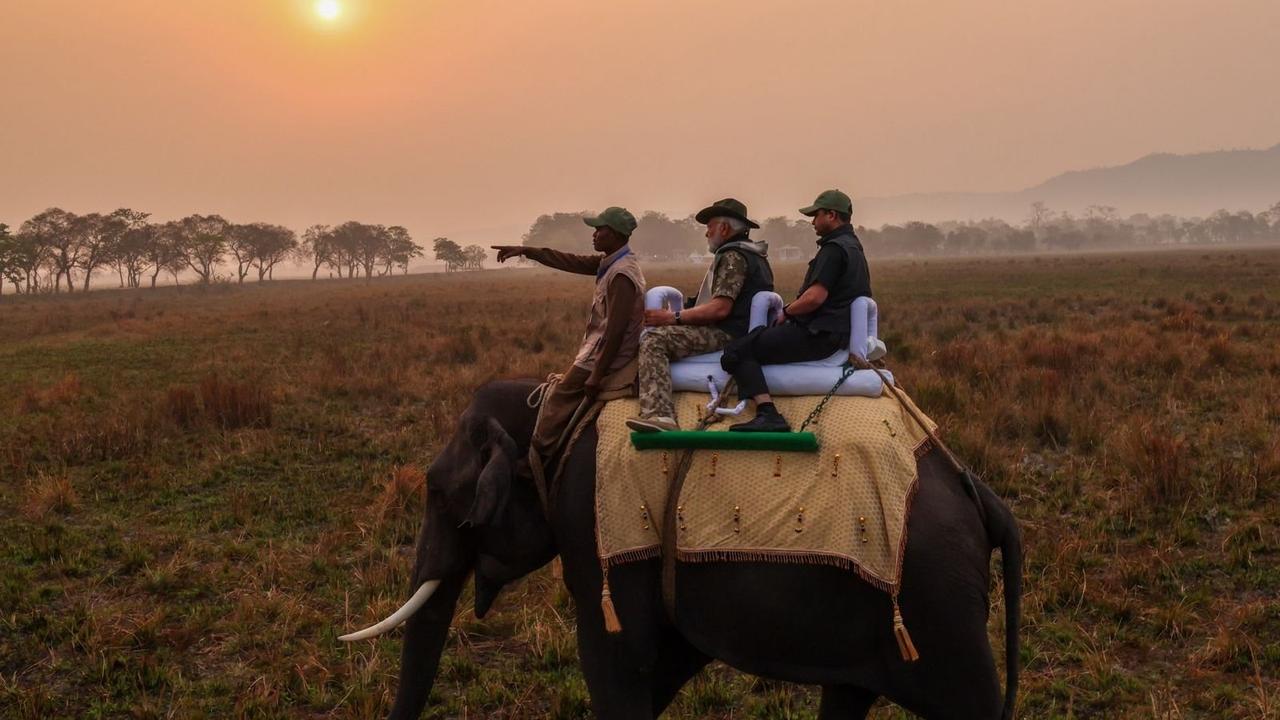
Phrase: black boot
[{"left": 729, "top": 405, "right": 791, "bottom": 433}]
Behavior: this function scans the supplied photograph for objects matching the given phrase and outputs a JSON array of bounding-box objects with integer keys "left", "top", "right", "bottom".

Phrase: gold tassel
[
  {"left": 892, "top": 597, "right": 920, "bottom": 662},
  {"left": 600, "top": 565, "right": 622, "bottom": 634}
]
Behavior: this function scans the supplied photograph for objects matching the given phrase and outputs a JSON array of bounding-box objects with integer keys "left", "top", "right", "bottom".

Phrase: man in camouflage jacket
[{"left": 626, "top": 198, "right": 774, "bottom": 432}]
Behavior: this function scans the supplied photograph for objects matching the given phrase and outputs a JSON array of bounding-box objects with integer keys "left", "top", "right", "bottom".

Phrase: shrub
[
  {"left": 23, "top": 472, "right": 79, "bottom": 520},
  {"left": 165, "top": 387, "right": 200, "bottom": 429},
  {"left": 17, "top": 372, "right": 82, "bottom": 414},
  {"left": 369, "top": 464, "right": 426, "bottom": 525},
  {"left": 198, "top": 374, "right": 273, "bottom": 429},
  {"left": 1121, "top": 422, "right": 1192, "bottom": 506}
]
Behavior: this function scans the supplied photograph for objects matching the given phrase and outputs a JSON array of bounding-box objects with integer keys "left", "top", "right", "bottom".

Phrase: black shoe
[{"left": 729, "top": 413, "right": 791, "bottom": 433}]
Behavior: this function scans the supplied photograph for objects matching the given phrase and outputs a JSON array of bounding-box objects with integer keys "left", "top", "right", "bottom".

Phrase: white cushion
[
  {"left": 670, "top": 358, "right": 892, "bottom": 397},
  {"left": 644, "top": 287, "right": 891, "bottom": 397}
]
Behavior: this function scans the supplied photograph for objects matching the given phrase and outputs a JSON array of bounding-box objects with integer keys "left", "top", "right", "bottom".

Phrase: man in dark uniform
[{"left": 720, "top": 189, "right": 872, "bottom": 432}]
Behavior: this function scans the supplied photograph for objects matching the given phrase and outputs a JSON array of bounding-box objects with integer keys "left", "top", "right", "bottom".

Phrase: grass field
[{"left": 2, "top": 247, "right": 1278, "bottom": 719}]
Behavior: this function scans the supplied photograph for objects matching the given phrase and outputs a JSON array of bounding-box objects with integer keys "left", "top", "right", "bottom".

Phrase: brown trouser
[{"left": 531, "top": 365, "right": 592, "bottom": 462}]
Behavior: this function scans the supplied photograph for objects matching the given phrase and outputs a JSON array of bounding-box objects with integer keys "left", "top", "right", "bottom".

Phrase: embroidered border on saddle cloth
[{"left": 593, "top": 390, "right": 936, "bottom": 594}]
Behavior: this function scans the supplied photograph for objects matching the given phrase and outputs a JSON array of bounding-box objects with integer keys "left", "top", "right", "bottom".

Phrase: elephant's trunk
[{"left": 386, "top": 570, "right": 468, "bottom": 720}]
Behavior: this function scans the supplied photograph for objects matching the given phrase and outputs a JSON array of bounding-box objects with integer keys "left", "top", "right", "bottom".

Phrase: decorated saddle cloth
[{"left": 594, "top": 390, "right": 936, "bottom": 593}]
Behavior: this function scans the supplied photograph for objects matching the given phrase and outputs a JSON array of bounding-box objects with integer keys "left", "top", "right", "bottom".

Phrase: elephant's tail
[{"left": 977, "top": 481, "right": 1022, "bottom": 720}]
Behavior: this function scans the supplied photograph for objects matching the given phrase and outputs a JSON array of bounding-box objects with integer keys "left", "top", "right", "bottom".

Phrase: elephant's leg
[
  {"left": 890, "top": 654, "right": 1002, "bottom": 720},
  {"left": 574, "top": 620, "right": 657, "bottom": 719},
  {"left": 818, "top": 684, "right": 878, "bottom": 720},
  {"left": 568, "top": 562, "right": 668, "bottom": 720},
  {"left": 553, "top": 436, "right": 673, "bottom": 718},
  {"left": 880, "top": 599, "right": 1002, "bottom": 720},
  {"left": 649, "top": 629, "right": 712, "bottom": 715}
]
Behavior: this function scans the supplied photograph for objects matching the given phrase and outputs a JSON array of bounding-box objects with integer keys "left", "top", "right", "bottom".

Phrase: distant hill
[{"left": 858, "top": 144, "right": 1280, "bottom": 226}]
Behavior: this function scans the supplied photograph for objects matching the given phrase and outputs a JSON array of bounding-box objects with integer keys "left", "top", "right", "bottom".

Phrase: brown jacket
[{"left": 522, "top": 245, "right": 646, "bottom": 380}]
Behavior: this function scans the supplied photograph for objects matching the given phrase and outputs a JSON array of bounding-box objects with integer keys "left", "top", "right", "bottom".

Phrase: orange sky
[{"left": 3, "top": 0, "right": 1278, "bottom": 246}]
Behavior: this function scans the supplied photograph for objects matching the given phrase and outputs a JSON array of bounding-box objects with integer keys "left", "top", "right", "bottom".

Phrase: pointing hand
[{"left": 491, "top": 246, "right": 526, "bottom": 263}]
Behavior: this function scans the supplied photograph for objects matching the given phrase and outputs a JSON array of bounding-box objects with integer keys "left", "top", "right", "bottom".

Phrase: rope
[
  {"left": 526, "top": 372, "right": 564, "bottom": 409},
  {"left": 849, "top": 356, "right": 987, "bottom": 526},
  {"left": 660, "top": 378, "right": 736, "bottom": 620},
  {"left": 526, "top": 372, "right": 567, "bottom": 519}
]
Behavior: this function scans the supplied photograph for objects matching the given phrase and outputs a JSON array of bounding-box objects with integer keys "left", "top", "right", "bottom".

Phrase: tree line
[
  {"left": 520, "top": 201, "right": 1280, "bottom": 259},
  {"left": 431, "top": 238, "right": 489, "bottom": 272},
  {"left": 6, "top": 200, "right": 1276, "bottom": 295},
  {"left": 0, "top": 208, "right": 427, "bottom": 295}
]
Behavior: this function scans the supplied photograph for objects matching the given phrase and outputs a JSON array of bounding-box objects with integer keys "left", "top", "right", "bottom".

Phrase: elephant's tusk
[{"left": 338, "top": 580, "right": 441, "bottom": 642}]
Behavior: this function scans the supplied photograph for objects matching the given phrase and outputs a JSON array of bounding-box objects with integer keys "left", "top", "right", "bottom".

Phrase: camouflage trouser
[{"left": 637, "top": 325, "right": 733, "bottom": 421}]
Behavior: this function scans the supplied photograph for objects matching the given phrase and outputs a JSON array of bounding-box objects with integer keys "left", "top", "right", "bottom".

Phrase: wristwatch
[{"left": 674, "top": 310, "right": 683, "bottom": 325}]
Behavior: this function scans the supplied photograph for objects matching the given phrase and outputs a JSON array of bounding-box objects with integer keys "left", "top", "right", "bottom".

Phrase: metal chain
[{"left": 797, "top": 363, "right": 857, "bottom": 432}]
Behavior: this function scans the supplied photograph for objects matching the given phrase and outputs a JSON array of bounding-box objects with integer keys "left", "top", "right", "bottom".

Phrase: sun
[{"left": 314, "top": 0, "right": 342, "bottom": 21}]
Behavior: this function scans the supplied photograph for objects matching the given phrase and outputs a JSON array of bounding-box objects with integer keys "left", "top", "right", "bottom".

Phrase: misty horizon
[{"left": 5, "top": 1, "right": 1280, "bottom": 251}]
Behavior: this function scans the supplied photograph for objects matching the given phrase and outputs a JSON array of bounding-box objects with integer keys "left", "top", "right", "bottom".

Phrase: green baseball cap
[
  {"left": 583, "top": 206, "right": 637, "bottom": 237},
  {"left": 799, "top": 189, "right": 854, "bottom": 217},
  {"left": 694, "top": 198, "right": 761, "bottom": 229}
]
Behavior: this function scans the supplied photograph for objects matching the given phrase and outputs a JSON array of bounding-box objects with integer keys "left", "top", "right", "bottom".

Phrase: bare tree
[
  {"left": 357, "top": 224, "right": 383, "bottom": 279},
  {"left": 377, "top": 225, "right": 420, "bottom": 275},
  {"left": 1027, "top": 201, "right": 1053, "bottom": 240},
  {"left": 328, "top": 223, "right": 364, "bottom": 278},
  {"left": 398, "top": 241, "right": 424, "bottom": 275},
  {"left": 247, "top": 223, "right": 297, "bottom": 281},
  {"left": 226, "top": 223, "right": 257, "bottom": 284},
  {"left": 9, "top": 229, "right": 48, "bottom": 293},
  {"left": 433, "top": 237, "right": 463, "bottom": 272},
  {"left": 20, "top": 208, "right": 78, "bottom": 292},
  {"left": 462, "top": 244, "right": 488, "bottom": 270},
  {"left": 146, "top": 221, "right": 187, "bottom": 288},
  {"left": 72, "top": 212, "right": 129, "bottom": 291},
  {"left": 109, "top": 210, "right": 154, "bottom": 288},
  {"left": 1260, "top": 200, "right": 1280, "bottom": 231},
  {"left": 298, "top": 224, "right": 334, "bottom": 280},
  {"left": 116, "top": 224, "right": 154, "bottom": 288},
  {"left": 178, "top": 214, "right": 229, "bottom": 284},
  {"left": 20, "top": 206, "right": 75, "bottom": 289},
  {"left": 1085, "top": 205, "right": 1118, "bottom": 222},
  {"left": 329, "top": 221, "right": 383, "bottom": 278},
  {"left": 0, "top": 224, "right": 13, "bottom": 297}
]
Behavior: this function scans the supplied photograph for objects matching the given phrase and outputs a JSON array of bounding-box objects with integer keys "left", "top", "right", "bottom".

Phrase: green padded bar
[{"left": 630, "top": 430, "right": 819, "bottom": 452}]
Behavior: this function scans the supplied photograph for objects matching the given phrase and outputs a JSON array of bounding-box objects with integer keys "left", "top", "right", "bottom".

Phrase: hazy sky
[{"left": 3, "top": 0, "right": 1278, "bottom": 245}]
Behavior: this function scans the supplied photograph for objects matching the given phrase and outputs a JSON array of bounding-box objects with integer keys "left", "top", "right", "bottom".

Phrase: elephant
[{"left": 340, "top": 379, "right": 1023, "bottom": 719}]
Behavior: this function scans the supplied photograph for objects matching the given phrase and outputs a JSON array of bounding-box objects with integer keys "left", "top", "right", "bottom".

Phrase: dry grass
[
  {"left": 199, "top": 373, "right": 274, "bottom": 429},
  {"left": 17, "top": 371, "right": 82, "bottom": 413},
  {"left": 369, "top": 465, "right": 427, "bottom": 527},
  {"left": 0, "top": 246, "right": 1278, "bottom": 718},
  {"left": 22, "top": 471, "right": 79, "bottom": 520}
]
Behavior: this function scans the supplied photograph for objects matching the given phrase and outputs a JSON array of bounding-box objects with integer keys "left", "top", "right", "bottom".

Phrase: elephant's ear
[{"left": 463, "top": 418, "right": 517, "bottom": 528}]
